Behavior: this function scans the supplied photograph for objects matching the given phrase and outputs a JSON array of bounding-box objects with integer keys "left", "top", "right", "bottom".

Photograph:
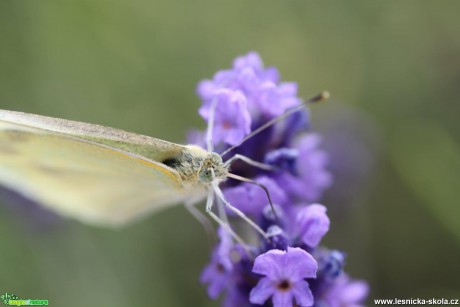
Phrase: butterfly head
[{"left": 198, "top": 152, "right": 228, "bottom": 184}]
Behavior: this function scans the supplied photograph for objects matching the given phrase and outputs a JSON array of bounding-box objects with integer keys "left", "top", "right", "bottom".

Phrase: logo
[
  {"left": 1, "top": 294, "right": 18, "bottom": 305},
  {"left": 0, "top": 293, "right": 48, "bottom": 306}
]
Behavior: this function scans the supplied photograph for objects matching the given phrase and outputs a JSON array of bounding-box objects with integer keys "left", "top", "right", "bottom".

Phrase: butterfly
[{"left": 0, "top": 92, "right": 328, "bottom": 238}]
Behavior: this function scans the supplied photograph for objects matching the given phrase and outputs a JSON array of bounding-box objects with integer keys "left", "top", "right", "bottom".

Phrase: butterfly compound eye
[{"left": 198, "top": 167, "right": 214, "bottom": 184}]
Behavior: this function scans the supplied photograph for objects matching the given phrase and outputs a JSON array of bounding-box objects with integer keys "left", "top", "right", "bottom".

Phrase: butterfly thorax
[{"left": 162, "top": 145, "right": 228, "bottom": 186}]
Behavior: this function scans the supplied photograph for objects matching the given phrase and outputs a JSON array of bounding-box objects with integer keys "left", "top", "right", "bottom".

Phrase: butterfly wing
[
  {"left": 0, "top": 109, "right": 188, "bottom": 162},
  {"left": 0, "top": 110, "right": 207, "bottom": 227}
]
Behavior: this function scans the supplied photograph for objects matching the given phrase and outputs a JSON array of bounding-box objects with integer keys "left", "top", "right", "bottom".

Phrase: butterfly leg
[
  {"left": 216, "top": 196, "right": 229, "bottom": 224},
  {"left": 185, "top": 200, "right": 215, "bottom": 239},
  {"left": 205, "top": 189, "right": 247, "bottom": 247},
  {"left": 211, "top": 182, "right": 269, "bottom": 240}
]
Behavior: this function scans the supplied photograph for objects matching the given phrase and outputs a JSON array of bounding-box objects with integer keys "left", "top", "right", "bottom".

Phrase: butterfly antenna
[
  {"left": 227, "top": 173, "right": 281, "bottom": 226},
  {"left": 221, "top": 91, "right": 330, "bottom": 157}
]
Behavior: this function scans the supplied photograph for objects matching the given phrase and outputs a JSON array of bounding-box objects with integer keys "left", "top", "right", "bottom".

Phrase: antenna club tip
[
  {"left": 320, "top": 90, "right": 331, "bottom": 100},
  {"left": 308, "top": 91, "right": 331, "bottom": 104}
]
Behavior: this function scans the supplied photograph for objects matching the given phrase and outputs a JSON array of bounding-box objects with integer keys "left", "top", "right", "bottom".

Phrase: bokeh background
[{"left": 1, "top": 1, "right": 459, "bottom": 306}]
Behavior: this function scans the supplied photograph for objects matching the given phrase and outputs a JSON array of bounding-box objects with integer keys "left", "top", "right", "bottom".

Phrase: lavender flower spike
[
  {"left": 250, "top": 247, "right": 317, "bottom": 307},
  {"left": 194, "top": 52, "right": 368, "bottom": 306}
]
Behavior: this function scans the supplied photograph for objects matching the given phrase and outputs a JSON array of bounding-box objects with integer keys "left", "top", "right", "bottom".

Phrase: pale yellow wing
[
  {"left": 0, "top": 109, "right": 188, "bottom": 162},
  {"left": 0, "top": 111, "right": 207, "bottom": 227}
]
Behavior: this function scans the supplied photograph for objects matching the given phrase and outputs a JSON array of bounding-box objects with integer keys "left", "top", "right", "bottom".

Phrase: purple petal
[
  {"left": 283, "top": 247, "right": 317, "bottom": 280},
  {"left": 249, "top": 277, "right": 275, "bottom": 305},
  {"left": 255, "top": 80, "right": 301, "bottom": 117},
  {"left": 216, "top": 227, "right": 234, "bottom": 270},
  {"left": 237, "top": 67, "right": 260, "bottom": 94},
  {"left": 264, "top": 66, "right": 280, "bottom": 82},
  {"left": 199, "top": 89, "right": 252, "bottom": 145},
  {"left": 276, "top": 172, "right": 322, "bottom": 201},
  {"left": 272, "top": 291, "right": 294, "bottom": 307},
  {"left": 200, "top": 262, "right": 228, "bottom": 299},
  {"left": 197, "top": 79, "right": 218, "bottom": 102},
  {"left": 255, "top": 81, "right": 283, "bottom": 117},
  {"left": 297, "top": 204, "right": 330, "bottom": 247},
  {"left": 339, "top": 279, "right": 369, "bottom": 304},
  {"left": 233, "top": 51, "right": 264, "bottom": 71},
  {"left": 200, "top": 228, "right": 238, "bottom": 300},
  {"left": 223, "top": 185, "right": 252, "bottom": 213},
  {"left": 200, "top": 263, "right": 216, "bottom": 284},
  {"left": 276, "top": 133, "right": 332, "bottom": 202},
  {"left": 298, "top": 133, "right": 321, "bottom": 150},
  {"left": 224, "top": 285, "right": 250, "bottom": 307},
  {"left": 214, "top": 90, "right": 251, "bottom": 145},
  {"left": 213, "top": 70, "right": 235, "bottom": 86},
  {"left": 278, "top": 82, "right": 297, "bottom": 96},
  {"left": 323, "top": 275, "right": 369, "bottom": 306},
  {"left": 252, "top": 249, "right": 285, "bottom": 280},
  {"left": 291, "top": 281, "right": 314, "bottom": 306},
  {"left": 224, "top": 176, "right": 287, "bottom": 216},
  {"left": 207, "top": 275, "right": 227, "bottom": 299}
]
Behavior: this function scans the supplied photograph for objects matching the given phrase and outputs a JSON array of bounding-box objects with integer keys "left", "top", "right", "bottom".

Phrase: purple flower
[
  {"left": 308, "top": 249, "right": 369, "bottom": 306},
  {"left": 296, "top": 204, "right": 330, "bottom": 248},
  {"left": 199, "top": 89, "right": 251, "bottom": 145},
  {"left": 223, "top": 285, "right": 252, "bottom": 307},
  {"left": 197, "top": 52, "right": 302, "bottom": 147},
  {"left": 200, "top": 227, "right": 236, "bottom": 299},
  {"left": 249, "top": 247, "right": 317, "bottom": 306},
  {"left": 233, "top": 51, "right": 265, "bottom": 73},
  {"left": 315, "top": 249, "right": 346, "bottom": 280},
  {"left": 319, "top": 274, "right": 369, "bottom": 307},
  {"left": 275, "top": 134, "right": 332, "bottom": 202},
  {"left": 265, "top": 148, "right": 299, "bottom": 175},
  {"left": 255, "top": 81, "right": 301, "bottom": 118},
  {"left": 224, "top": 176, "right": 287, "bottom": 216}
]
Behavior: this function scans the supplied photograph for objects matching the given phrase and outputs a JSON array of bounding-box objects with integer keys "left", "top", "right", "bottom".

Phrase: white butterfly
[{"left": 0, "top": 92, "right": 328, "bottom": 240}]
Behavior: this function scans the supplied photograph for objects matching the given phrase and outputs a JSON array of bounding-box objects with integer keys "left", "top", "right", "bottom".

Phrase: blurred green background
[{"left": 1, "top": 1, "right": 459, "bottom": 306}]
